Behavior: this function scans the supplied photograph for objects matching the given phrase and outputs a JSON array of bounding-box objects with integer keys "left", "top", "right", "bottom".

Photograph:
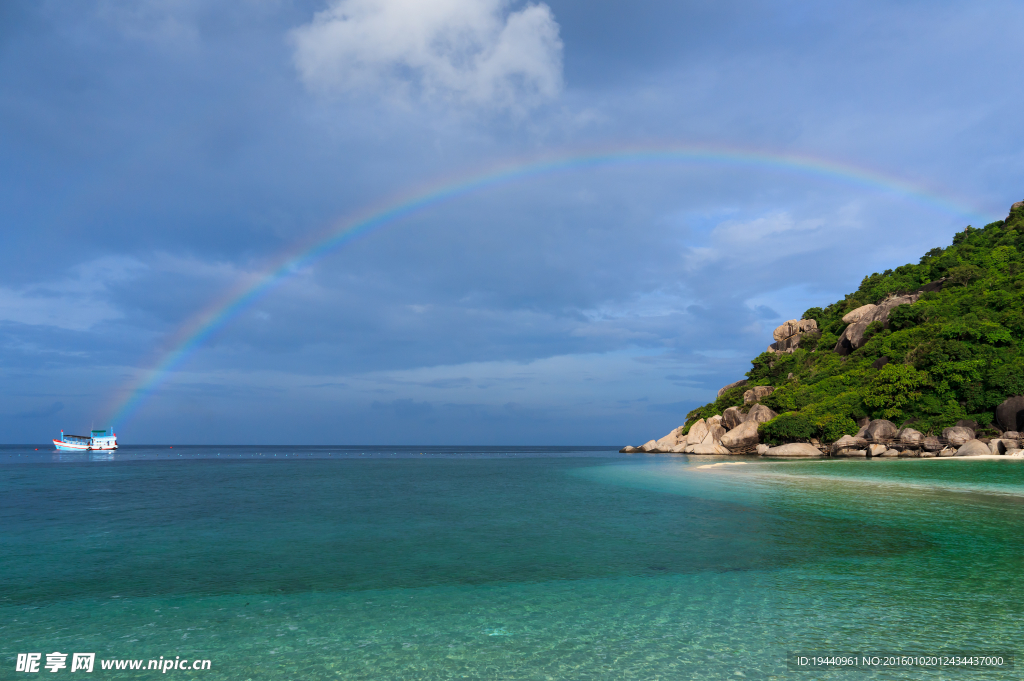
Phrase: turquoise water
[{"left": 2, "top": 446, "right": 1023, "bottom": 679}]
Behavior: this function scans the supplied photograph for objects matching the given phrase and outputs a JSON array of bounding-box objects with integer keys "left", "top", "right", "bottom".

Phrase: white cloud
[
  {"left": 682, "top": 206, "right": 864, "bottom": 274},
  {"left": 289, "top": 0, "right": 563, "bottom": 110}
]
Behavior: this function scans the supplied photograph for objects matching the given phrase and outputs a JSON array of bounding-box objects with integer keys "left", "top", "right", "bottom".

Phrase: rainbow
[{"left": 103, "top": 144, "right": 988, "bottom": 427}]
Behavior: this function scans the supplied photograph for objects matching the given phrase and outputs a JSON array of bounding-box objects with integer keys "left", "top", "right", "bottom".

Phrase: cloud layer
[
  {"left": 290, "top": 0, "right": 563, "bottom": 109},
  {"left": 1, "top": 1, "right": 1022, "bottom": 443}
]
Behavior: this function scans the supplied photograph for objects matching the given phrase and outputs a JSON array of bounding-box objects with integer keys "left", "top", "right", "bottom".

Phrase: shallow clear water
[{"left": 2, "top": 446, "right": 1022, "bottom": 679}]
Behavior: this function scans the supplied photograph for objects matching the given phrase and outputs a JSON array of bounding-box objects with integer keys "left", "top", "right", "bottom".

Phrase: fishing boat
[{"left": 53, "top": 428, "right": 118, "bottom": 451}]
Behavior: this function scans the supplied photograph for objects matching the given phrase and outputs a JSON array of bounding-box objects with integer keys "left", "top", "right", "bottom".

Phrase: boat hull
[
  {"left": 53, "top": 437, "right": 118, "bottom": 451},
  {"left": 53, "top": 439, "right": 90, "bottom": 451}
]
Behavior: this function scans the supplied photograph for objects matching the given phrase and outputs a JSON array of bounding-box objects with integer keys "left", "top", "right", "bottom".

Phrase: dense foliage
[{"left": 684, "top": 204, "right": 1024, "bottom": 441}]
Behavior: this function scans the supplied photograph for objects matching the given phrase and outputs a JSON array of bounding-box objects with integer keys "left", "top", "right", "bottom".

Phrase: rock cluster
[
  {"left": 826, "top": 417, "right": 1023, "bottom": 458},
  {"left": 834, "top": 294, "right": 921, "bottom": 355},
  {"left": 620, "top": 243, "right": 1024, "bottom": 458},
  {"left": 743, "top": 386, "right": 774, "bottom": 404},
  {"left": 621, "top": 392, "right": 779, "bottom": 454},
  {"left": 623, "top": 404, "right": 1024, "bottom": 459},
  {"left": 768, "top": 319, "right": 818, "bottom": 354}
]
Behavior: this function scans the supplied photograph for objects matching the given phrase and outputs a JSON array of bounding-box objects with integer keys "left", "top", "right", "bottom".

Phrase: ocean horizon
[{"left": 3, "top": 446, "right": 1022, "bottom": 679}]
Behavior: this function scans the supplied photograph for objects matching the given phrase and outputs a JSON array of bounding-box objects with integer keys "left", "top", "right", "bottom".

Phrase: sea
[{"left": 2, "top": 445, "right": 1022, "bottom": 679}]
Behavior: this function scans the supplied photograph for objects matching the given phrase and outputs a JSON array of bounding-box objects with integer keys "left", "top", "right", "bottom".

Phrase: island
[{"left": 623, "top": 200, "right": 1024, "bottom": 458}]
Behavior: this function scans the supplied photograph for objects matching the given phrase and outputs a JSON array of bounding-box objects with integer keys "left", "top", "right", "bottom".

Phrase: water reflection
[
  {"left": 49, "top": 452, "right": 116, "bottom": 462},
  {"left": 52, "top": 453, "right": 88, "bottom": 463}
]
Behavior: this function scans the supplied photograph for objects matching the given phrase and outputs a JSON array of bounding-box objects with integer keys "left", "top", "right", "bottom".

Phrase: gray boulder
[
  {"left": 989, "top": 439, "right": 1017, "bottom": 455},
  {"left": 867, "top": 444, "right": 888, "bottom": 457},
  {"left": 898, "top": 428, "right": 923, "bottom": 445},
  {"left": 834, "top": 294, "right": 920, "bottom": 355},
  {"left": 755, "top": 444, "right": 770, "bottom": 455},
  {"left": 768, "top": 319, "right": 818, "bottom": 354},
  {"left": 743, "top": 386, "right": 775, "bottom": 404},
  {"left": 722, "top": 406, "right": 746, "bottom": 431},
  {"left": 842, "top": 303, "right": 878, "bottom": 325},
  {"left": 956, "top": 439, "right": 991, "bottom": 457},
  {"left": 746, "top": 404, "right": 778, "bottom": 424},
  {"left": 684, "top": 419, "right": 709, "bottom": 446},
  {"left": 765, "top": 443, "right": 821, "bottom": 457},
  {"left": 865, "top": 419, "right": 898, "bottom": 441},
  {"left": 832, "top": 434, "right": 868, "bottom": 452},
  {"left": 656, "top": 426, "right": 685, "bottom": 450},
  {"left": 922, "top": 436, "right": 942, "bottom": 451},
  {"left": 898, "top": 449, "right": 920, "bottom": 458},
  {"left": 717, "top": 379, "right": 748, "bottom": 398},
  {"left": 881, "top": 448, "right": 900, "bottom": 457},
  {"left": 721, "top": 420, "right": 760, "bottom": 450},
  {"left": 937, "top": 446, "right": 957, "bottom": 457},
  {"left": 1002, "top": 431, "right": 1021, "bottom": 439},
  {"left": 833, "top": 448, "right": 867, "bottom": 458},
  {"left": 703, "top": 424, "right": 727, "bottom": 444},
  {"left": 773, "top": 319, "right": 818, "bottom": 341},
  {"left": 996, "top": 396, "right": 1024, "bottom": 433},
  {"left": 639, "top": 440, "right": 659, "bottom": 452},
  {"left": 943, "top": 426, "right": 975, "bottom": 446}
]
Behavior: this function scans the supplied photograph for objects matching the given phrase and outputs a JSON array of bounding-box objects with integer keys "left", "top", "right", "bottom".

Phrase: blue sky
[{"left": 1, "top": 0, "right": 1022, "bottom": 444}]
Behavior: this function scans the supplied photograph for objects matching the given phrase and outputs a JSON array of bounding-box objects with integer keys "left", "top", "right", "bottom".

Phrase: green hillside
[{"left": 684, "top": 201, "right": 1024, "bottom": 444}]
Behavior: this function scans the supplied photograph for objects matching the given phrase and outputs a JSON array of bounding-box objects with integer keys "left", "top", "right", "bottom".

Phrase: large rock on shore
[
  {"left": 721, "top": 420, "right": 760, "bottom": 450},
  {"left": 831, "top": 434, "right": 868, "bottom": 454},
  {"left": 765, "top": 443, "right": 821, "bottom": 457},
  {"left": 684, "top": 419, "right": 709, "bottom": 446},
  {"left": 722, "top": 406, "right": 746, "bottom": 430},
  {"left": 834, "top": 294, "right": 920, "bottom": 355},
  {"left": 705, "top": 423, "right": 727, "bottom": 443},
  {"left": 655, "top": 426, "right": 685, "bottom": 450},
  {"left": 943, "top": 426, "right": 975, "bottom": 446},
  {"left": 989, "top": 439, "right": 1016, "bottom": 455},
  {"left": 864, "top": 419, "right": 898, "bottom": 441},
  {"left": 922, "top": 436, "right": 942, "bottom": 451},
  {"left": 746, "top": 403, "right": 778, "bottom": 423},
  {"left": 956, "top": 439, "right": 990, "bottom": 457},
  {"left": 996, "top": 396, "right": 1024, "bottom": 433},
  {"left": 898, "top": 428, "right": 923, "bottom": 445}
]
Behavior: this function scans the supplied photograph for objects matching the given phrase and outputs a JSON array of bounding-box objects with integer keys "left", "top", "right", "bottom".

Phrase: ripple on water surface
[{"left": 1, "top": 450, "right": 1022, "bottom": 679}]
